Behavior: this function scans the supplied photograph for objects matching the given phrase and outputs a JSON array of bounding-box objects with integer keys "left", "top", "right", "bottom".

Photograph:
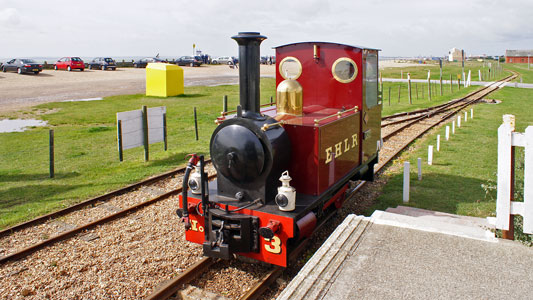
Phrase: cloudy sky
[{"left": 1, "top": 0, "right": 531, "bottom": 59}]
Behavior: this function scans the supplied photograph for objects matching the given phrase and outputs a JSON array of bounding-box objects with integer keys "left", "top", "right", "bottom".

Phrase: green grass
[
  {"left": 380, "top": 61, "right": 510, "bottom": 82},
  {"left": 502, "top": 63, "right": 533, "bottom": 83},
  {"left": 370, "top": 86, "right": 533, "bottom": 218},
  {"left": 0, "top": 80, "right": 275, "bottom": 229}
]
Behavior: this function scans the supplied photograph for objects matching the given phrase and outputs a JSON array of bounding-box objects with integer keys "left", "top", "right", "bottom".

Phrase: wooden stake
[
  {"left": 117, "top": 120, "right": 123, "bottom": 162},
  {"left": 142, "top": 105, "right": 149, "bottom": 161},
  {"left": 49, "top": 129, "right": 54, "bottom": 178},
  {"left": 194, "top": 107, "right": 199, "bottom": 141},
  {"left": 163, "top": 113, "right": 168, "bottom": 151}
]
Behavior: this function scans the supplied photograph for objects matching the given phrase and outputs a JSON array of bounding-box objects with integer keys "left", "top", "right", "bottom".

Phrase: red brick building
[{"left": 505, "top": 50, "right": 533, "bottom": 64}]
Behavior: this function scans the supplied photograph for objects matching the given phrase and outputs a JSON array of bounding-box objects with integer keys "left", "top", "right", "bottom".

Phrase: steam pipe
[{"left": 231, "top": 32, "right": 267, "bottom": 119}]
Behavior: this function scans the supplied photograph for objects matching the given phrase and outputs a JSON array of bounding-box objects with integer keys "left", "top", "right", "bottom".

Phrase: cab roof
[{"left": 274, "top": 41, "right": 380, "bottom": 51}]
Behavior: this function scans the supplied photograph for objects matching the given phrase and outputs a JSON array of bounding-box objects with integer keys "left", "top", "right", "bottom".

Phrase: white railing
[{"left": 496, "top": 115, "right": 533, "bottom": 235}]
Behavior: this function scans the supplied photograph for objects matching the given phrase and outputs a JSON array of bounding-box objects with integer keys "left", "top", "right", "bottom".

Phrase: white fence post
[
  {"left": 464, "top": 111, "right": 468, "bottom": 122},
  {"left": 524, "top": 126, "right": 533, "bottom": 233},
  {"left": 452, "top": 120, "right": 455, "bottom": 134},
  {"left": 437, "top": 135, "right": 441, "bottom": 151},
  {"left": 446, "top": 126, "right": 450, "bottom": 140},
  {"left": 403, "top": 162, "right": 410, "bottom": 203},
  {"left": 471, "top": 108, "right": 474, "bottom": 119},
  {"left": 457, "top": 115, "right": 461, "bottom": 127},
  {"left": 418, "top": 158, "right": 422, "bottom": 180},
  {"left": 496, "top": 115, "right": 533, "bottom": 236},
  {"left": 428, "top": 145, "right": 433, "bottom": 165}
]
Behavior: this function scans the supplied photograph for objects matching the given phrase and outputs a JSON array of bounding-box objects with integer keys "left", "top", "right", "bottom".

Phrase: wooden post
[
  {"left": 440, "top": 75, "right": 443, "bottom": 96},
  {"left": 223, "top": 95, "right": 228, "bottom": 114},
  {"left": 194, "top": 107, "right": 199, "bottom": 141},
  {"left": 388, "top": 86, "right": 391, "bottom": 106},
  {"left": 49, "top": 129, "right": 54, "bottom": 178},
  {"left": 403, "top": 162, "right": 410, "bottom": 203},
  {"left": 427, "top": 78, "right": 431, "bottom": 101},
  {"left": 397, "top": 84, "right": 401, "bottom": 103},
  {"left": 408, "top": 73, "right": 412, "bottom": 104},
  {"left": 450, "top": 74, "right": 453, "bottom": 92},
  {"left": 270, "top": 95, "right": 274, "bottom": 105},
  {"left": 117, "top": 120, "right": 123, "bottom": 162},
  {"left": 142, "top": 105, "right": 149, "bottom": 161},
  {"left": 163, "top": 113, "right": 168, "bottom": 151},
  {"left": 458, "top": 77, "right": 461, "bottom": 90}
]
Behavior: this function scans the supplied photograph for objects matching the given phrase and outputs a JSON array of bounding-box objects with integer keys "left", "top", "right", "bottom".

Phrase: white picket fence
[{"left": 496, "top": 115, "right": 533, "bottom": 234}]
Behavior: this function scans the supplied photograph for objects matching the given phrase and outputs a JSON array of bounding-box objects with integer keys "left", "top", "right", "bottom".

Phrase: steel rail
[
  {"left": 0, "top": 174, "right": 216, "bottom": 265},
  {"left": 0, "top": 160, "right": 211, "bottom": 238},
  {"left": 145, "top": 257, "right": 215, "bottom": 300}
]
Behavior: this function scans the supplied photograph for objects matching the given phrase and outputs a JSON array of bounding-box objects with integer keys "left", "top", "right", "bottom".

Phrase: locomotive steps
[{"left": 279, "top": 207, "right": 533, "bottom": 300}]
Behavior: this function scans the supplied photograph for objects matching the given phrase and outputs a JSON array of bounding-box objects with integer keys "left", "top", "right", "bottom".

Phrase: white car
[{"left": 212, "top": 56, "right": 234, "bottom": 65}]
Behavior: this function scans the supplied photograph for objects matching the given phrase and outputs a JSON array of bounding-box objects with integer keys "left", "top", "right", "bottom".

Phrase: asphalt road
[{"left": 0, "top": 65, "right": 275, "bottom": 114}]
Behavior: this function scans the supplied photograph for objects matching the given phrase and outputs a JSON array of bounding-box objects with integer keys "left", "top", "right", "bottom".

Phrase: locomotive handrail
[
  {"left": 313, "top": 106, "right": 358, "bottom": 126},
  {"left": 220, "top": 101, "right": 276, "bottom": 117},
  {"left": 261, "top": 121, "right": 285, "bottom": 131}
]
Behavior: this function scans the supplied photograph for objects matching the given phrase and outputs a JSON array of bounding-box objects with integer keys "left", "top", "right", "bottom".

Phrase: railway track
[{"left": 1, "top": 74, "right": 516, "bottom": 299}]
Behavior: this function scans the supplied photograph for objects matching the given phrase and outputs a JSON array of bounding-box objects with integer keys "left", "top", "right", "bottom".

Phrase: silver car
[{"left": 212, "top": 56, "right": 235, "bottom": 65}]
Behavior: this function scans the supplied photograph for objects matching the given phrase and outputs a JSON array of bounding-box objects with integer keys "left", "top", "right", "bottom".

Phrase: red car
[{"left": 54, "top": 57, "right": 85, "bottom": 71}]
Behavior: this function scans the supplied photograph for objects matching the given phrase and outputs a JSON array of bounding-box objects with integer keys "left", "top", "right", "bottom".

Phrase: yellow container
[{"left": 146, "top": 63, "right": 184, "bottom": 97}]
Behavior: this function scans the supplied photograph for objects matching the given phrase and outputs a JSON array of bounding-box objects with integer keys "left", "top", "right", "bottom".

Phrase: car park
[
  {"left": 54, "top": 57, "right": 85, "bottom": 71},
  {"left": 87, "top": 57, "right": 116, "bottom": 70},
  {"left": 175, "top": 56, "right": 202, "bottom": 67},
  {"left": 1, "top": 58, "right": 43, "bottom": 74},
  {"left": 133, "top": 57, "right": 167, "bottom": 68},
  {"left": 211, "top": 56, "right": 235, "bottom": 65}
]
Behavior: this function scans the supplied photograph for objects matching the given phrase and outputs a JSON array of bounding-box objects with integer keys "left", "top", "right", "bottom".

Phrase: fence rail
[{"left": 496, "top": 114, "right": 533, "bottom": 237}]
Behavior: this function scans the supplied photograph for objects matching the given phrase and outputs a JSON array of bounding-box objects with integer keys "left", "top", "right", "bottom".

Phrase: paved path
[
  {"left": 383, "top": 78, "right": 533, "bottom": 89},
  {"left": 280, "top": 207, "right": 533, "bottom": 300}
]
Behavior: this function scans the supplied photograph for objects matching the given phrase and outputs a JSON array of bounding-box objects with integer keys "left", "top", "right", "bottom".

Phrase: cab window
[{"left": 365, "top": 53, "right": 378, "bottom": 108}]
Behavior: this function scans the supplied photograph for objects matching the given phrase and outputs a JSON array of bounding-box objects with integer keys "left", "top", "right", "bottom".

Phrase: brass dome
[{"left": 276, "top": 79, "right": 303, "bottom": 117}]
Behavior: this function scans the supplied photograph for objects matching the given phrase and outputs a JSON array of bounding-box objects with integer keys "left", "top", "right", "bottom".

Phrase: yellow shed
[{"left": 146, "top": 63, "right": 184, "bottom": 97}]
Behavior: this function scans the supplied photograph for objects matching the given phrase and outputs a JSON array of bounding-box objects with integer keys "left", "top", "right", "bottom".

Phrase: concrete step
[
  {"left": 278, "top": 215, "right": 371, "bottom": 300},
  {"left": 372, "top": 209, "right": 496, "bottom": 242},
  {"left": 385, "top": 206, "right": 494, "bottom": 229}
]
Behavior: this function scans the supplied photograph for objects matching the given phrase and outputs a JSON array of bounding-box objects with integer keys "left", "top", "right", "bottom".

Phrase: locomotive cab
[{"left": 178, "top": 34, "right": 381, "bottom": 267}]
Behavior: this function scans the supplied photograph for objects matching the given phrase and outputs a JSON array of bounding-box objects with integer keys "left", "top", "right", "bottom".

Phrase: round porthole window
[
  {"left": 332, "top": 57, "right": 358, "bottom": 83},
  {"left": 279, "top": 56, "right": 302, "bottom": 80}
]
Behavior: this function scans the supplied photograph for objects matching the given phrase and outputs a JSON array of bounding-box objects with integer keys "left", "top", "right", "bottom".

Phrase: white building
[{"left": 448, "top": 48, "right": 464, "bottom": 62}]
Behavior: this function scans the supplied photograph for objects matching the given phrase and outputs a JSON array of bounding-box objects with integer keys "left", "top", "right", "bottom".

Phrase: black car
[
  {"left": 2, "top": 58, "right": 42, "bottom": 74},
  {"left": 176, "top": 56, "right": 202, "bottom": 67},
  {"left": 133, "top": 57, "right": 167, "bottom": 68},
  {"left": 87, "top": 57, "right": 116, "bottom": 70}
]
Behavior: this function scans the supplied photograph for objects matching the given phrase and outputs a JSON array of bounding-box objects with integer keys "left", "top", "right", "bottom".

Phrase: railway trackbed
[{"left": 0, "top": 74, "right": 516, "bottom": 299}]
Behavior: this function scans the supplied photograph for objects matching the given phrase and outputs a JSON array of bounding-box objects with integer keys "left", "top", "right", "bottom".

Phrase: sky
[{"left": 1, "top": 0, "right": 532, "bottom": 59}]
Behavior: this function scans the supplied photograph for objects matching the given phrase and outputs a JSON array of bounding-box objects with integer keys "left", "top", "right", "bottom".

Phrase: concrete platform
[{"left": 279, "top": 207, "right": 533, "bottom": 300}]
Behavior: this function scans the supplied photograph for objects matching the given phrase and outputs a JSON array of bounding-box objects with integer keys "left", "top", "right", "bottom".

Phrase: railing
[{"left": 496, "top": 114, "right": 533, "bottom": 239}]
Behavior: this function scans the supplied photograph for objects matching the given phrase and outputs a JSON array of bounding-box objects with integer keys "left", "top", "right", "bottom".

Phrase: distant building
[
  {"left": 505, "top": 50, "right": 533, "bottom": 64},
  {"left": 448, "top": 48, "right": 464, "bottom": 62}
]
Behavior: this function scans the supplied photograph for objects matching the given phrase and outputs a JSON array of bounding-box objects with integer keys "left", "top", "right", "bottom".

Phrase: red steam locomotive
[{"left": 178, "top": 32, "right": 381, "bottom": 267}]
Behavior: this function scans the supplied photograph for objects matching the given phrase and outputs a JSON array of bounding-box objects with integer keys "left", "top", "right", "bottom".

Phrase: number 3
[{"left": 264, "top": 236, "right": 281, "bottom": 254}]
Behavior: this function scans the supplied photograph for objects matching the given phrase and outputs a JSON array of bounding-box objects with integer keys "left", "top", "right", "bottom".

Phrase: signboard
[{"left": 116, "top": 106, "right": 167, "bottom": 161}]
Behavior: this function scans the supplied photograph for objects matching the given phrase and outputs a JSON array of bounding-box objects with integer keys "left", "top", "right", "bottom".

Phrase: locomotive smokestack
[{"left": 231, "top": 32, "right": 267, "bottom": 118}]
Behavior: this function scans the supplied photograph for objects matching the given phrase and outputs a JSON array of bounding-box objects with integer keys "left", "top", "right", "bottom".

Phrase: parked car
[
  {"left": 133, "top": 57, "right": 167, "bottom": 68},
  {"left": 87, "top": 57, "right": 116, "bottom": 70},
  {"left": 54, "top": 57, "right": 85, "bottom": 71},
  {"left": 211, "top": 56, "right": 235, "bottom": 65},
  {"left": 1, "top": 58, "right": 42, "bottom": 74},
  {"left": 175, "top": 56, "right": 202, "bottom": 67}
]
